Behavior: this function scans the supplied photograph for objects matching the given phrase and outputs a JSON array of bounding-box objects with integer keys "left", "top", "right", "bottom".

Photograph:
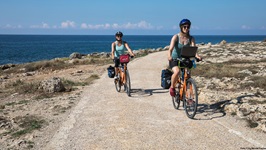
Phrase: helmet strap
[
  {"left": 179, "top": 30, "right": 190, "bottom": 37},
  {"left": 116, "top": 38, "right": 122, "bottom": 42}
]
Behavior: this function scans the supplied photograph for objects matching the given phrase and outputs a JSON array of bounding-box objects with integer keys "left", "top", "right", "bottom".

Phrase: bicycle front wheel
[
  {"left": 125, "top": 70, "right": 131, "bottom": 96},
  {"left": 114, "top": 77, "right": 121, "bottom": 92},
  {"left": 172, "top": 83, "right": 180, "bottom": 109},
  {"left": 184, "top": 78, "right": 198, "bottom": 119}
]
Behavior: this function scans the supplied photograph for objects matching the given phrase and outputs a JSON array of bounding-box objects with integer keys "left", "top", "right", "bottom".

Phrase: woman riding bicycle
[
  {"left": 111, "top": 31, "right": 135, "bottom": 80},
  {"left": 168, "top": 19, "right": 202, "bottom": 96}
]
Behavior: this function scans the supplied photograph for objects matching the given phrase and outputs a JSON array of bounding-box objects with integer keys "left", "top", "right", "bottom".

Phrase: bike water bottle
[{"left": 192, "top": 60, "right": 197, "bottom": 68}]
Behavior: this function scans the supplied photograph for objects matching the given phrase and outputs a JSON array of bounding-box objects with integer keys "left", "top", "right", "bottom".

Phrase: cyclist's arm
[
  {"left": 168, "top": 34, "right": 178, "bottom": 61},
  {"left": 111, "top": 42, "right": 115, "bottom": 59},
  {"left": 124, "top": 42, "right": 135, "bottom": 56}
]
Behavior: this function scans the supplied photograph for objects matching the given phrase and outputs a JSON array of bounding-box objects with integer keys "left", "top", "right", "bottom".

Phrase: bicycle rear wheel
[
  {"left": 125, "top": 70, "right": 131, "bottom": 96},
  {"left": 184, "top": 78, "right": 198, "bottom": 119},
  {"left": 114, "top": 76, "right": 121, "bottom": 92},
  {"left": 172, "top": 94, "right": 180, "bottom": 109}
]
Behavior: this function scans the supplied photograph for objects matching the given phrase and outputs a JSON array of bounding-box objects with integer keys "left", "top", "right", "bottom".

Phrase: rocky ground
[
  {"left": 196, "top": 41, "right": 266, "bottom": 131},
  {"left": 0, "top": 40, "right": 265, "bottom": 149}
]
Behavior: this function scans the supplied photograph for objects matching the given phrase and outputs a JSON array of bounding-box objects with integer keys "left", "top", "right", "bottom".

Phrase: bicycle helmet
[
  {"left": 179, "top": 19, "right": 191, "bottom": 27},
  {"left": 115, "top": 31, "right": 123, "bottom": 37}
]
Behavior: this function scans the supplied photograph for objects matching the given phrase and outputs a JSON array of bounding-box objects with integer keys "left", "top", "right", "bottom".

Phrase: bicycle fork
[{"left": 120, "top": 65, "right": 127, "bottom": 85}]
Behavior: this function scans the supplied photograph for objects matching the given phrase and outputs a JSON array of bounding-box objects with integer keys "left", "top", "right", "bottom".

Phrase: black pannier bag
[
  {"left": 107, "top": 65, "right": 115, "bottom": 78},
  {"left": 161, "top": 69, "right": 173, "bottom": 89}
]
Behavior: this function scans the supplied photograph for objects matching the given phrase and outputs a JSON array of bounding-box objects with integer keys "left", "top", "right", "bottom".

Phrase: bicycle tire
[
  {"left": 125, "top": 70, "right": 131, "bottom": 96},
  {"left": 114, "top": 77, "right": 121, "bottom": 92},
  {"left": 172, "top": 82, "right": 181, "bottom": 109},
  {"left": 184, "top": 78, "right": 198, "bottom": 119},
  {"left": 172, "top": 95, "right": 180, "bottom": 109}
]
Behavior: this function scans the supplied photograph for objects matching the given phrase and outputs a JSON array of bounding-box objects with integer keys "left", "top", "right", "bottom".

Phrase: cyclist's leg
[
  {"left": 114, "top": 57, "right": 120, "bottom": 78},
  {"left": 169, "top": 60, "right": 180, "bottom": 96},
  {"left": 170, "top": 67, "right": 180, "bottom": 88},
  {"left": 169, "top": 60, "right": 180, "bottom": 89}
]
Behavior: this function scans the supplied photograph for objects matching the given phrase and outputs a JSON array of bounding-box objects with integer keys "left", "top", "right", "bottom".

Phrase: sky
[{"left": 0, "top": 0, "right": 266, "bottom": 35}]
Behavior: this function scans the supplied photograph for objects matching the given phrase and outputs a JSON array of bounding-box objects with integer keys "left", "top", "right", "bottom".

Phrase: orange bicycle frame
[{"left": 118, "top": 63, "right": 127, "bottom": 84}]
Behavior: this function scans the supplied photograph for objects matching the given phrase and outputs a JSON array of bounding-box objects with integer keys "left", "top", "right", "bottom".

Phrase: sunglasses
[{"left": 182, "top": 25, "right": 190, "bottom": 29}]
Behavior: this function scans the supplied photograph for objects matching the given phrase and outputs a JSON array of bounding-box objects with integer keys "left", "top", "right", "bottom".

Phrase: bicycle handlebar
[
  {"left": 173, "top": 57, "right": 203, "bottom": 62},
  {"left": 127, "top": 53, "right": 134, "bottom": 59}
]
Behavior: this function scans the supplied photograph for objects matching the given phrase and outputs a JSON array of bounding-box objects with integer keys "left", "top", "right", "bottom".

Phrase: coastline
[{"left": 0, "top": 35, "right": 265, "bottom": 65}]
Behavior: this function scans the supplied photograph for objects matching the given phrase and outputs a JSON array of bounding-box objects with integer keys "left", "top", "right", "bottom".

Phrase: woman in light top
[{"left": 111, "top": 31, "right": 135, "bottom": 79}]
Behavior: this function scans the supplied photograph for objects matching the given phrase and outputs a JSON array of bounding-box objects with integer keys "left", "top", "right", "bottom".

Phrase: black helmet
[
  {"left": 115, "top": 31, "right": 123, "bottom": 37},
  {"left": 179, "top": 19, "right": 191, "bottom": 27}
]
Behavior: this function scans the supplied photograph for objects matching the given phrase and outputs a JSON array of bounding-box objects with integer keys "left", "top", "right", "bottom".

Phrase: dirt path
[{"left": 44, "top": 51, "right": 266, "bottom": 150}]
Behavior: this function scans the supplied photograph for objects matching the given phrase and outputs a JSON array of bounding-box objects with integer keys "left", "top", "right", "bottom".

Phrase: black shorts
[
  {"left": 169, "top": 60, "right": 179, "bottom": 69},
  {"left": 113, "top": 57, "right": 120, "bottom": 67}
]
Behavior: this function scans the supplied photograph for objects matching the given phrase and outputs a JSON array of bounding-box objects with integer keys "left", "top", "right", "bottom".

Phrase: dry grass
[
  {"left": 11, "top": 115, "right": 46, "bottom": 137},
  {"left": 246, "top": 119, "right": 259, "bottom": 128},
  {"left": 5, "top": 80, "right": 39, "bottom": 94},
  {"left": 0, "top": 115, "right": 46, "bottom": 138},
  {"left": 192, "top": 63, "right": 245, "bottom": 79},
  {"left": 61, "top": 74, "right": 100, "bottom": 91},
  {"left": 193, "top": 58, "right": 266, "bottom": 90},
  {"left": 1, "top": 56, "right": 113, "bottom": 75},
  {"left": 242, "top": 76, "right": 266, "bottom": 91}
]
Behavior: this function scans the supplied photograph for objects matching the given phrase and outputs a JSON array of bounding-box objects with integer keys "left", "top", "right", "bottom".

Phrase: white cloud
[
  {"left": 260, "top": 26, "right": 266, "bottom": 30},
  {"left": 191, "top": 26, "right": 199, "bottom": 30},
  {"left": 172, "top": 25, "right": 199, "bottom": 30},
  {"left": 81, "top": 23, "right": 111, "bottom": 29},
  {"left": 112, "top": 23, "right": 119, "bottom": 29},
  {"left": 30, "top": 22, "right": 50, "bottom": 29},
  {"left": 2, "top": 24, "right": 23, "bottom": 29},
  {"left": 61, "top": 20, "right": 76, "bottom": 28},
  {"left": 122, "top": 21, "right": 154, "bottom": 29},
  {"left": 241, "top": 25, "right": 251, "bottom": 30},
  {"left": 3, "top": 20, "right": 162, "bottom": 31},
  {"left": 172, "top": 25, "right": 179, "bottom": 30},
  {"left": 5, "top": 24, "right": 13, "bottom": 28},
  {"left": 81, "top": 21, "right": 155, "bottom": 30}
]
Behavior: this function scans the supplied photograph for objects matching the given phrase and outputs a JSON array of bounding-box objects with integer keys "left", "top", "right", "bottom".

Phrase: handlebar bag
[{"left": 119, "top": 54, "right": 130, "bottom": 63}]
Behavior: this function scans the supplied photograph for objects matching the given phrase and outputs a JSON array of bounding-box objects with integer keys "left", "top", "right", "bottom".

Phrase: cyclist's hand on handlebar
[
  {"left": 130, "top": 53, "right": 135, "bottom": 58},
  {"left": 195, "top": 57, "right": 202, "bottom": 62}
]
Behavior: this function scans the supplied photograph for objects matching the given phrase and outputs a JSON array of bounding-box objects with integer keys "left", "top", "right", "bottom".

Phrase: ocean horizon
[{"left": 0, "top": 35, "right": 265, "bottom": 65}]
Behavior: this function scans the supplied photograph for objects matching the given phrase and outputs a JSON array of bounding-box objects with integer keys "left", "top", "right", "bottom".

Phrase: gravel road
[{"left": 44, "top": 51, "right": 266, "bottom": 150}]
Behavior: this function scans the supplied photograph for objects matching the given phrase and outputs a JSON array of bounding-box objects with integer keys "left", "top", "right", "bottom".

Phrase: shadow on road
[
  {"left": 194, "top": 100, "right": 230, "bottom": 120},
  {"left": 194, "top": 94, "right": 259, "bottom": 120},
  {"left": 130, "top": 88, "right": 169, "bottom": 97}
]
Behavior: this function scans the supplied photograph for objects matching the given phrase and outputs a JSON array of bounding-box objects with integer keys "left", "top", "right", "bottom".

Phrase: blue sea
[{"left": 0, "top": 35, "right": 265, "bottom": 65}]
